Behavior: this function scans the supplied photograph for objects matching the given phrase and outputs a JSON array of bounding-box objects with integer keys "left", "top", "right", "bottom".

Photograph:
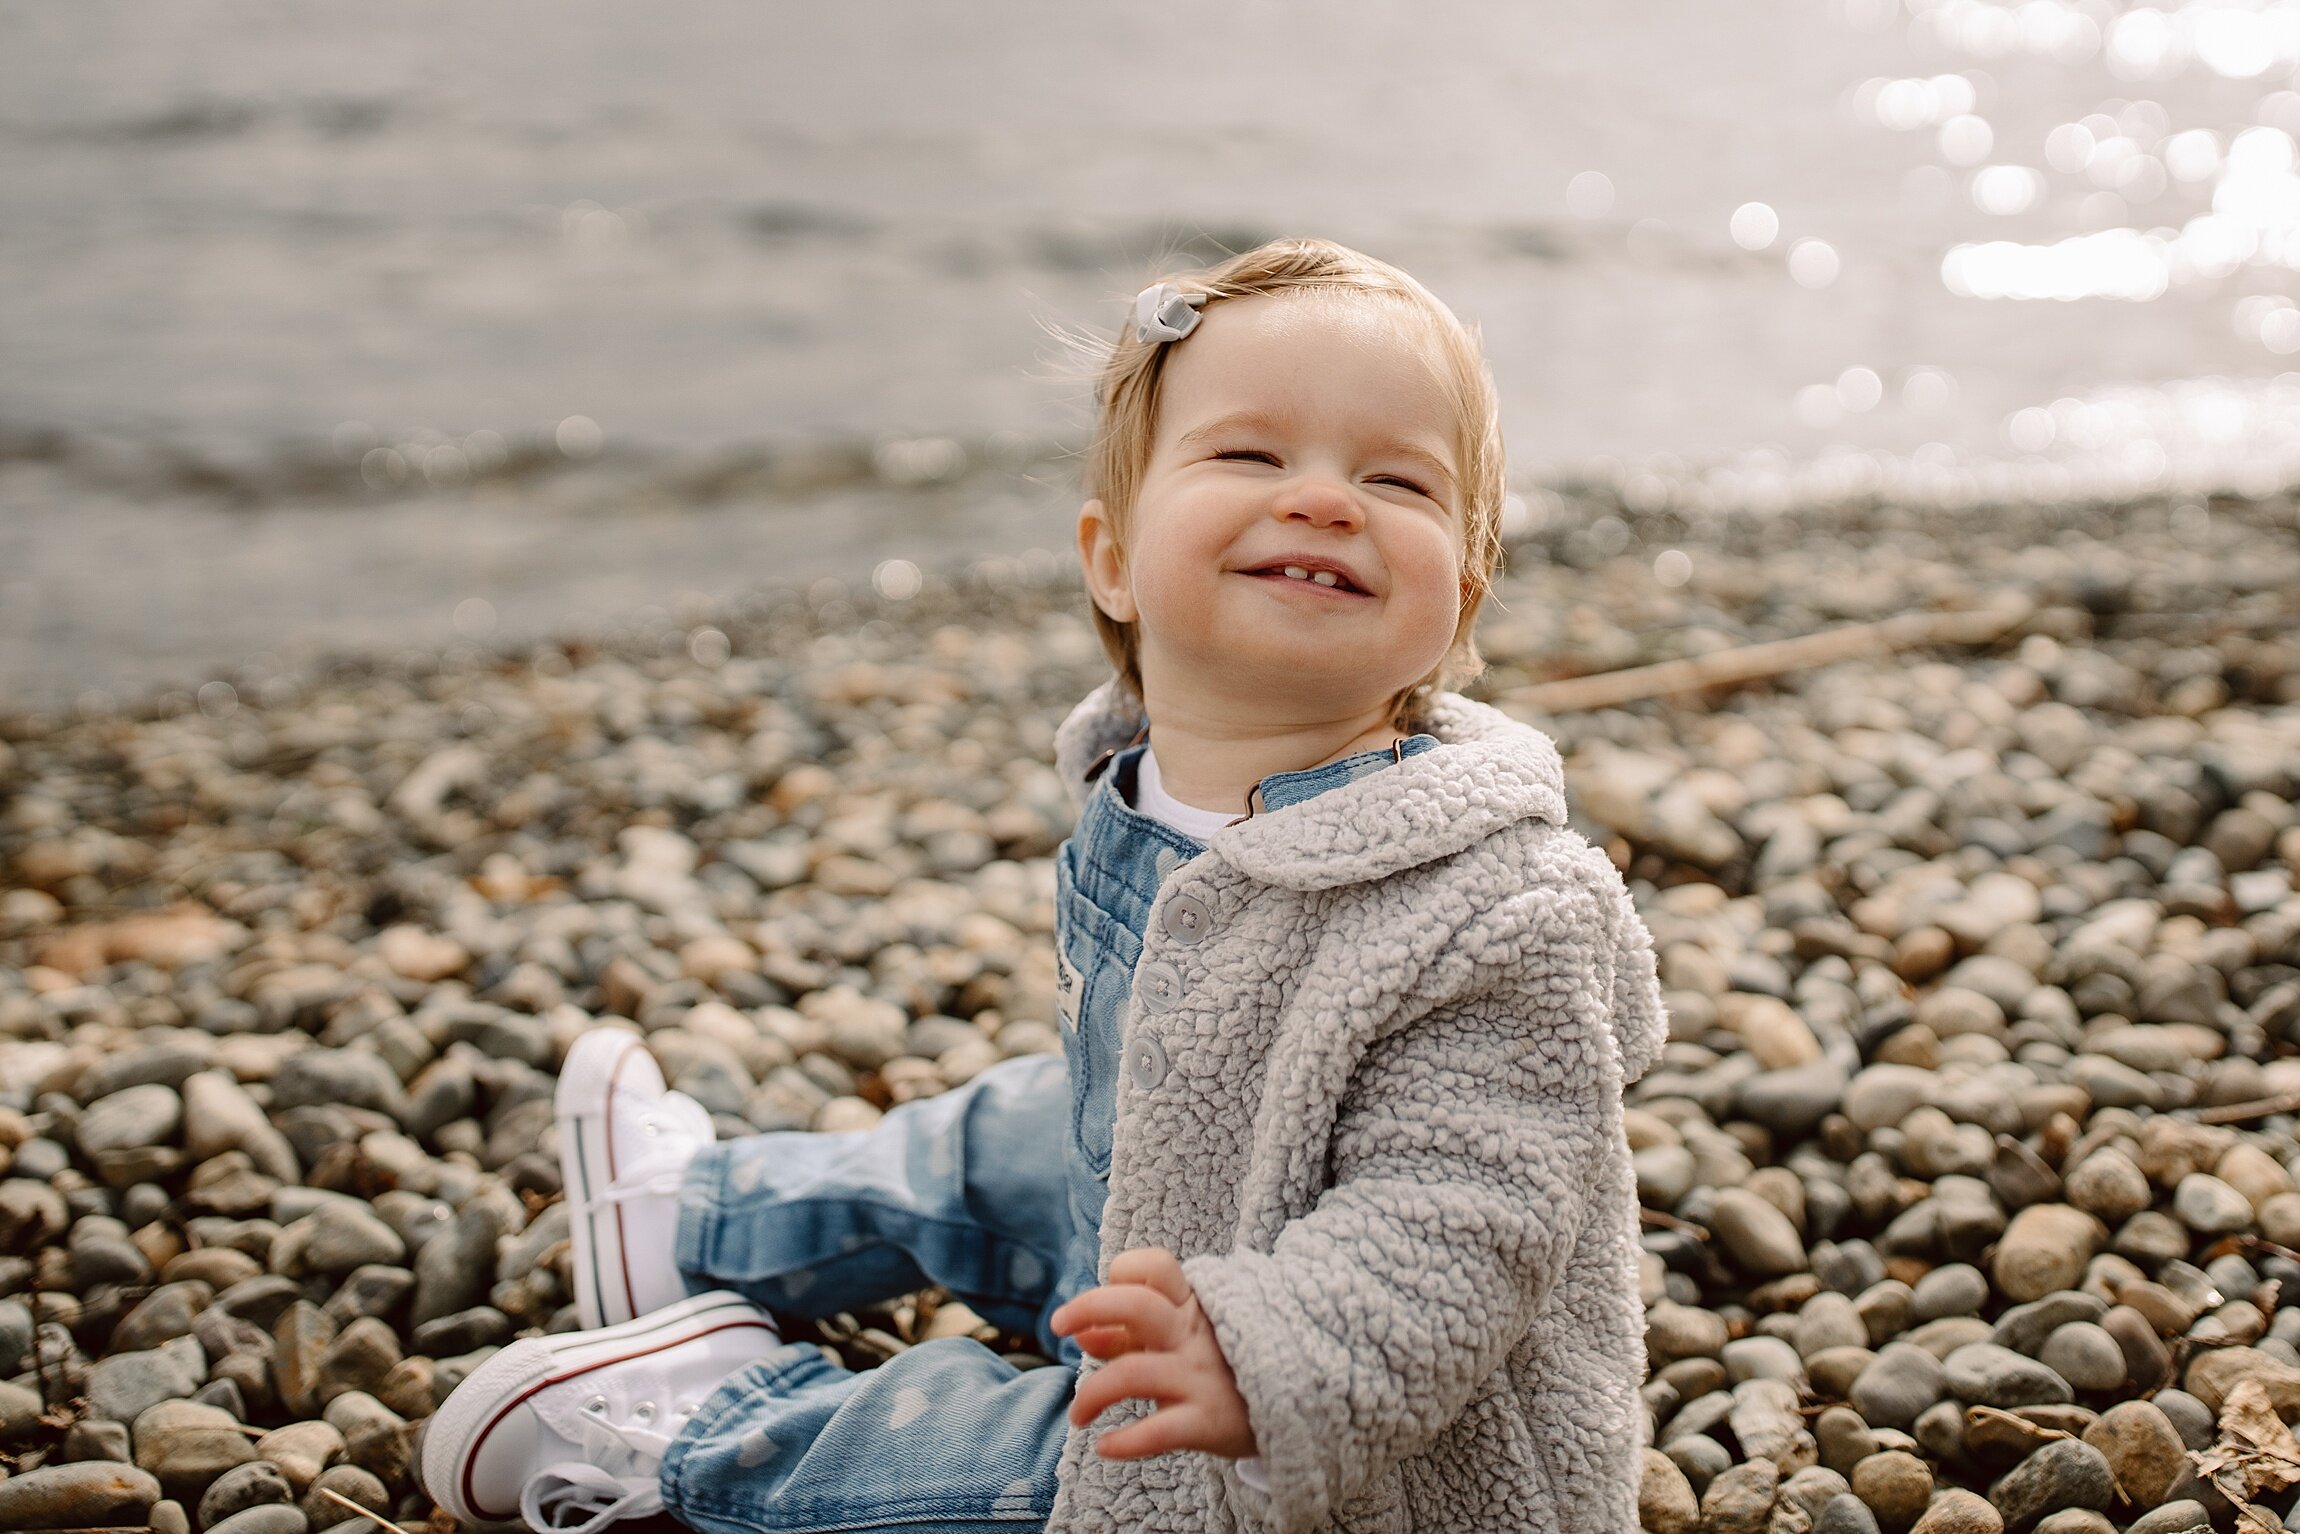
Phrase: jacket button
[
  {"left": 1135, "top": 959, "right": 1183, "bottom": 1012},
  {"left": 1160, "top": 893, "right": 1213, "bottom": 945},
  {"left": 1127, "top": 1034, "right": 1169, "bottom": 1090}
]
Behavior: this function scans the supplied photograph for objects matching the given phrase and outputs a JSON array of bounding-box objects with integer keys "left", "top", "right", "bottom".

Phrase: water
[{"left": 4, "top": 0, "right": 2298, "bottom": 706}]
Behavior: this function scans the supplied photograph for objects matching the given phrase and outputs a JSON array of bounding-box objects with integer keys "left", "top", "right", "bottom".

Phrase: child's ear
[{"left": 1077, "top": 499, "right": 1139, "bottom": 624}]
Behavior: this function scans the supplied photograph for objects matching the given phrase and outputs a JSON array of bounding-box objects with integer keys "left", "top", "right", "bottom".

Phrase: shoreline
[{"left": 9, "top": 460, "right": 2298, "bottom": 716}]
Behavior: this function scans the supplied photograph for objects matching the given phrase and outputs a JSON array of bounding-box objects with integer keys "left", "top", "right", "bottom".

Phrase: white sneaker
[
  {"left": 558, "top": 1028, "right": 714, "bottom": 1329},
  {"left": 422, "top": 1290, "right": 781, "bottom": 1533}
]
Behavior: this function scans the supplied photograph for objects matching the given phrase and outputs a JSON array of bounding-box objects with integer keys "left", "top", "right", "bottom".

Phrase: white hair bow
[{"left": 1133, "top": 283, "right": 1208, "bottom": 344}]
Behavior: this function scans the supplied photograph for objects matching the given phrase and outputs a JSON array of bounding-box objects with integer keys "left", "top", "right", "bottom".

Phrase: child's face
[{"left": 1080, "top": 292, "right": 1465, "bottom": 723}]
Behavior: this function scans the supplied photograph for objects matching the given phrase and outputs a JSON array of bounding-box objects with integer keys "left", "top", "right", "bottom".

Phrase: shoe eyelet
[
  {"left": 584, "top": 1395, "right": 609, "bottom": 1413},
  {"left": 633, "top": 1401, "right": 657, "bottom": 1421}
]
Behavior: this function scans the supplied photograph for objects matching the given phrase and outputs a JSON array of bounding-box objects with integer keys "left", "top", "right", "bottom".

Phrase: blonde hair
[{"left": 1081, "top": 238, "right": 1506, "bottom": 729}]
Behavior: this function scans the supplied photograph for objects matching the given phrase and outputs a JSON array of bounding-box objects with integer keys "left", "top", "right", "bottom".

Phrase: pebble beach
[{"left": 2, "top": 493, "right": 2299, "bottom": 1534}]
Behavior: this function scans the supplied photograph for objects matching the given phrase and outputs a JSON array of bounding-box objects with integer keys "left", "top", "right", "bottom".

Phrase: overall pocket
[{"left": 1054, "top": 849, "right": 1136, "bottom": 1179}]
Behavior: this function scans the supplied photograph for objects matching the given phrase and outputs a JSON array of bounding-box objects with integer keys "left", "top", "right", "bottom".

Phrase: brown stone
[
  {"left": 2080, "top": 1398, "right": 2186, "bottom": 1509},
  {"left": 1992, "top": 1205, "right": 2104, "bottom": 1302},
  {"left": 1910, "top": 1488, "right": 2003, "bottom": 1534}
]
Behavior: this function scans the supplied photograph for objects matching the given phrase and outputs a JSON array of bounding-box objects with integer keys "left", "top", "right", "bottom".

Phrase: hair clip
[{"left": 1133, "top": 283, "right": 1208, "bottom": 344}]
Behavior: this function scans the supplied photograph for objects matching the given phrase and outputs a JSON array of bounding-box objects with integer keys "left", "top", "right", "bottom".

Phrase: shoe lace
[
  {"left": 520, "top": 1404, "right": 685, "bottom": 1534},
  {"left": 584, "top": 1090, "right": 713, "bottom": 1208}
]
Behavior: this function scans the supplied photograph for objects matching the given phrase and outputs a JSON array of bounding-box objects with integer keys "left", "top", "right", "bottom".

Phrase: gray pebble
[
  {"left": 2039, "top": 1321, "right": 2127, "bottom": 1392},
  {"left": 1987, "top": 1438, "right": 2112, "bottom": 1528},
  {"left": 198, "top": 1460, "right": 294, "bottom": 1529},
  {"left": 1943, "top": 1341, "right": 2073, "bottom": 1408},
  {"left": 1813, "top": 1492, "right": 1881, "bottom": 1534},
  {"left": 2125, "top": 1500, "right": 2210, "bottom": 1534},
  {"left": 204, "top": 1507, "right": 310, "bottom": 1534},
  {"left": 76, "top": 1083, "right": 184, "bottom": 1155},
  {"left": 1910, "top": 1263, "right": 1988, "bottom": 1321}
]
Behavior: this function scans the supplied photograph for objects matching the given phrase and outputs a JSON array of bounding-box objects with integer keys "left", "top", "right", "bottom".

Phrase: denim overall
[{"left": 658, "top": 735, "right": 1435, "bottom": 1534}]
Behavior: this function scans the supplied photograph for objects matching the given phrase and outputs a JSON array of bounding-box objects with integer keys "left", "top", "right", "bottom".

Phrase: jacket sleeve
[{"left": 1179, "top": 879, "right": 1626, "bottom": 1533}]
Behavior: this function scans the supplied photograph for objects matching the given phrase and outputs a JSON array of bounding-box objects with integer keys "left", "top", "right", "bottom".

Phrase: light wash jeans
[
  {"left": 659, "top": 1053, "right": 1086, "bottom": 1533},
  {"left": 655, "top": 738, "right": 1431, "bottom": 1532}
]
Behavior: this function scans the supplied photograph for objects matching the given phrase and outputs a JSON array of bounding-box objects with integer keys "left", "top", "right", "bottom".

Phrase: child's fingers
[
  {"left": 1093, "top": 1402, "right": 1221, "bottom": 1461},
  {"left": 1066, "top": 1351, "right": 1200, "bottom": 1429},
  {"left": 1049, "top": 1284, "right": 1186, "bottom": 1351},
  {"left": 1105, "top": 1246, "right": 1192, "bottom": 1307},
  {"left": 1070, "top": 1323, "right": 1138, "bottom": 1360}
]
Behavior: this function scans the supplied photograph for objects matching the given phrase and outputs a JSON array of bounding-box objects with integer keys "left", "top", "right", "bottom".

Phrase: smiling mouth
[{"left": 1241, "top": 563, "right": 1369, "bottom": 595}]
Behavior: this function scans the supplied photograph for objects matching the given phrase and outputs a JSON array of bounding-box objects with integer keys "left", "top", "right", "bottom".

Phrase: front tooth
[
  {"left": 1311, "top": 570, "right": 1339, "bottom": 586},
  {"left": 1282, "top": 566, "right": 1309, "bottom": 580}
]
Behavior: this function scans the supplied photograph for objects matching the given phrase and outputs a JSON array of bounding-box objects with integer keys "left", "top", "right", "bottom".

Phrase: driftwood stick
[
  {"left": 2200, "top": 1090, "right": 2300, "bottom": 1126},
  {"left": 312, "top": 1487, "right": 405, "bottom": 1534},
  {"left": 1500, "top": 594, "right": 2034, "bottom": 714}
]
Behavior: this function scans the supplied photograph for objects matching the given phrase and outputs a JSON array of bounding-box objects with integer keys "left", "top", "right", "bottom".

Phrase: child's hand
[{"left": 1049, "top": 1247, "right": 1259, "bottom": 1462}]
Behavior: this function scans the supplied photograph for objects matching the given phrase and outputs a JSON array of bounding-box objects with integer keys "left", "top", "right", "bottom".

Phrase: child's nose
[{"left": 1271, "top": 475, "right": 1361, "bottom": 530}]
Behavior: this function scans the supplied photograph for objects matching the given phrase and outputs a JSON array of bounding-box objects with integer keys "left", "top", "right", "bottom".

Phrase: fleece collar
[{"left": 1051, "top": 678, "right": 1568, "bottom": 892}]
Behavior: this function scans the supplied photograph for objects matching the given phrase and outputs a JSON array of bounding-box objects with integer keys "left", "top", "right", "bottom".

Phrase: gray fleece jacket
[{"left": 1044, "top": 681, "right": 1668, "bottom": 1534}]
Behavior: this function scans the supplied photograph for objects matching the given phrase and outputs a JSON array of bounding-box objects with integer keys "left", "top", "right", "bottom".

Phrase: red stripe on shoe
[
  {"left": 457, "top": 1316, "right": 780, "bottom": 1521},
  {"left": 606, "top": 1038, "right": 641, "bottom": 1324}
]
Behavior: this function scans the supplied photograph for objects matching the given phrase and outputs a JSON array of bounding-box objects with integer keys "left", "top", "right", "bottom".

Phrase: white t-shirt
[{"left": 1134, "top": 745, "right": 1239, "bottom": 841}]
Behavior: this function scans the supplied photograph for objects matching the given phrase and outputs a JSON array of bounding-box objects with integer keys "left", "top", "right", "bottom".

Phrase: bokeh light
[
  {"left": 872, "top": 558, "right": 925, "bottom": 601},
  {"left": 1836, "top": 366, "right": 1884, "bottom": 412},
  {"left": 1787, "top": 238, "right": 1841, "bottom": 287},
  {"left": 1730, "top": 202, "right": 1780, "bottom": 251},
  {"left": 452, "top": 599, "right": 498, "bottom": 638},
  {"left": 555, "top": 415, "right": 603, "bottom": 458},
  {"left": 1566, "top": 170, "right": 1615, "bottom": 218},
  {"left": 1939, "top": 114, "right": 1995, "bottom": 166},
  {"left": 1971, "top": 164, "right": 2044, "bottom": 215}
]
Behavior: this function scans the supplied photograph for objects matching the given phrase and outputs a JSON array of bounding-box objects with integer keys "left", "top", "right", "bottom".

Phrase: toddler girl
[{"left": 421, "top": 237, "right": 1667, "bottom": 1534}]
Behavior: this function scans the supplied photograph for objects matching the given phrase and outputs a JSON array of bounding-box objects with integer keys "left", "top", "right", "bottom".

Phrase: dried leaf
[{"left": 2189, "top": 1376, "right": 2300, "bottom": 1530}]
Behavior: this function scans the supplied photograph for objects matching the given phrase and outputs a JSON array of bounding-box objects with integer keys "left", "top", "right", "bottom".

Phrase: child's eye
[
  {"left": 1371, "top": 474, "right": 1431, "bottom": 496},
  {"left": 1212, "top": 449, "right": 1280, "bottom": 466}
]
